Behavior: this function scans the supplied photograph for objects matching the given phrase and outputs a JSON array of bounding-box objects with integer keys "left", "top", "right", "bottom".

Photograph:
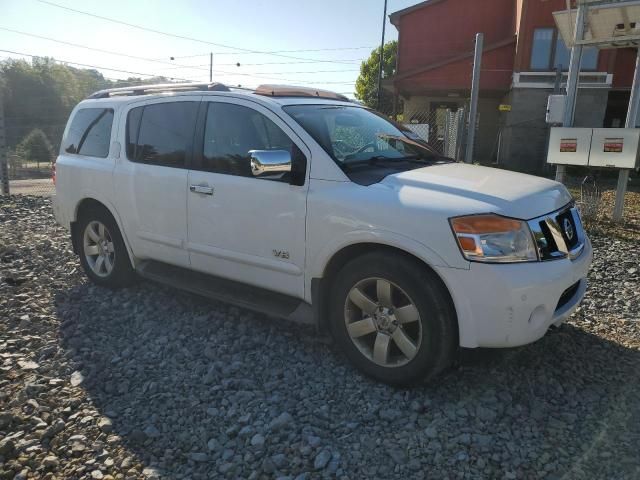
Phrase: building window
[
  {"left": 531, "top": 28, "right": 554, "bottom": 69},
  {"left": 530, "top": 28, "right": 598, "bottom": 71}
]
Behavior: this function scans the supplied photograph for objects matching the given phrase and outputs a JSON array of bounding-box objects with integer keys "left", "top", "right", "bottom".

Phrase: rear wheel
[
  {"left": 76, "top": 208, "right": 135, "bottom": 288},
  {"left": 329, "top": 252, "right": 457, "bottom": 385}
]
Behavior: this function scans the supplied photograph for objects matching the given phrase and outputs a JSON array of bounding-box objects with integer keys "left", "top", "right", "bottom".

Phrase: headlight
[{"left": 450, "top": 214, "right": 538, "bottom": 263}]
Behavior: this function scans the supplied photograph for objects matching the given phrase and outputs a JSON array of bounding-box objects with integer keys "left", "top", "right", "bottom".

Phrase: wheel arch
[
  {"left": 71, "top": 197, "right": 136, "bottom": 268},
  {"left": 311, "top": 242, "right": 458, "bottom": 341}
]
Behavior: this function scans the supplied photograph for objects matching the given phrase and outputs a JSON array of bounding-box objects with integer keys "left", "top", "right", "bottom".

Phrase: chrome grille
[{"left": 528, "top": 205, "right": 585, "bottom": 261}]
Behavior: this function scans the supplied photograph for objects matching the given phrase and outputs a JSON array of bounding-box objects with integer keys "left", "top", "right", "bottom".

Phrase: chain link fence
[
  {"left": 376, "top": 95, "right": 467, "bottom": 161},
  {"left": 0, "top": 94, "right": 56, "bottom": 198},
  {"left": 4, "top": 150, "right": 55, "bottom": 196}
]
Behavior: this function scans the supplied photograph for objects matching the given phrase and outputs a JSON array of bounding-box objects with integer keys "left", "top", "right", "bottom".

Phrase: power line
[
  {"left": 216, "top": 60, "right": 364, "bottom": 66},
  {"left": 157, "top": 60, "right": 363, "bottom": 70},
  {"left": 156, "top": 64, "right": 360, "bottom": 75},
  {"left": 166, "top": 46, "right": 375, "bottom": 59},
  {"left": 0, "top": 48, "right": 195, "bottom": 81},
  {"left": 36, "top": 0, "right": 365, "bottom": 64},
  {"left": 240, "top": 69, "right": 360, "bottom": 75},
  {"left": 1, "top": 49, "right": 354, "bottom": 89},
  {"left": 0, "top": 26, "right": 210, "bottom": 72}
]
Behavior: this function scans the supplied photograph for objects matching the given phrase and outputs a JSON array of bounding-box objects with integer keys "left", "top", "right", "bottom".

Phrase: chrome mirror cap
[{"left": 249, "top": 150, "right": 292, "bottom": 177}]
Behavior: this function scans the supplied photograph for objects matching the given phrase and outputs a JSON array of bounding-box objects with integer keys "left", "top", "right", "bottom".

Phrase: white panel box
[
  {"left": 589, "top": 128, "right": 640, "bottom": 169},
  {"left": 547, "top": 128, "right": 592, "bottom": 166},
  {"left": 546, "top": 95, "right": 566, "bottom": 124}
]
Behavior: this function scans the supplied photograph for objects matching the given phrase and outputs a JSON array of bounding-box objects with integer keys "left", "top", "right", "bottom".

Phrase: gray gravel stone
[
  {"left": 313, "top": 450, "right": 332, "bottom": 470},
  {"left": 1, "top": 195, "right": 639, "bottom": 480}
]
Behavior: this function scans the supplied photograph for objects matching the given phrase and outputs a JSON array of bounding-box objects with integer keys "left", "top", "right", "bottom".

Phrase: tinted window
[
  {"left": 202, "top": 102, "right": 294, "bottom": 177},
  {"left": 554, "top": 36, "right": 598, "bottom": 70},
  {"left": 580, "top": 46, "right": 598, "bottom": 70},
  {"left": 531, "top": 28, "right": 554, "bottom": 69},
  {"left": 64, "top": 108, "right": 113, "bottom": 158},
  {"left": 553, "top": 35, "right": 571, "bottom": 70},
  {"left": 127, "top": 102, "right": 198, "bottom": 167}
]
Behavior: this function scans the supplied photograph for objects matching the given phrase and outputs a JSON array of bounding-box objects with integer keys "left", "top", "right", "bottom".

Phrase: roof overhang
[{"left": 389, "top": 0, "right": 445, "bottom": 27}]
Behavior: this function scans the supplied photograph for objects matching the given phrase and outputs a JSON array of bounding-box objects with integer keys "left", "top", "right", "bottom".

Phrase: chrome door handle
[{"left": 189, "top": 185, "right": 214, "bottom": 195}]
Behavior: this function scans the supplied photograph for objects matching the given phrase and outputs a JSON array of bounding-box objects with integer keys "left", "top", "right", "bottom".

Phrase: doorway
[{"left": 603, "top": 90, "right": 630, "bottom": 128}]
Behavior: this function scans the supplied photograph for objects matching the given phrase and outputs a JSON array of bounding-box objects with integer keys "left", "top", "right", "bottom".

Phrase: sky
[{"left": 0, "top": 0, "right": 422, "bottom": 98}]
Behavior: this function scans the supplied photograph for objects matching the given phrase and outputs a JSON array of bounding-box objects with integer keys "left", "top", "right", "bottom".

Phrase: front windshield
[{"left": 282, "top": 105, "right": 443, "bottom": 168}]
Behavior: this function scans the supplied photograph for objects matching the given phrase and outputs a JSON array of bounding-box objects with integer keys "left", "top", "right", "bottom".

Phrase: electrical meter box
[
  {"left": 547, "top": 127, "right": 592, "bottom": 165},
  {"left": 589, "top": 128, "right": 640, "bottom": 169},
  {"left": 546, "top": 95, "right": 566, "bottom": 124}
]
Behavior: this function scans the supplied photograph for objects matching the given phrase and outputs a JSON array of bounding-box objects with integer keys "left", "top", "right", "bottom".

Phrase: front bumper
[{"left": 436, "top": 236, "right": 593, "bottom": 348}]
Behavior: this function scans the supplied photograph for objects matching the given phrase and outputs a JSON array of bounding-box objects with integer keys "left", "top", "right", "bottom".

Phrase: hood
[{"left": 380, "top": 163, "right": 572, "bottom": 219}]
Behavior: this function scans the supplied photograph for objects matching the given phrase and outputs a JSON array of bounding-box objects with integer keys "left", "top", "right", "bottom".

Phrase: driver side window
[{"left": 202, "top": 102, "right": 294, "bottom": 177}]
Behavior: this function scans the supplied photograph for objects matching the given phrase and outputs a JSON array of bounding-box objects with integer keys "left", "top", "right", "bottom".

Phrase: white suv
[{"left": 52, "top": 82, "right": 592, "bottom": 385}]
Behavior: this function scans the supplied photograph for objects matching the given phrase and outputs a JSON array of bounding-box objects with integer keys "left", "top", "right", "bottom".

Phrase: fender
[
  {"left": 305, "top": 228, "right": 465, "bottom": 303},
  {"left": 72, "top": 192, "right": 137, "bottom": 269}
]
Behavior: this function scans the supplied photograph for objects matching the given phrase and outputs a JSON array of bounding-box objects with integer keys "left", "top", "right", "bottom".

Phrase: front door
[{"left": 186, "top": 97, "right": 309, "bottom": 298}]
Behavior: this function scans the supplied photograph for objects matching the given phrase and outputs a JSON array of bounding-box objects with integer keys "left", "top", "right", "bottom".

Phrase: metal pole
[
  {"left": 613, "top": 47, "right": 640, "bottom": 221},
  {"left": 209, "top": 52, "right": 213, "bottom": 83},
  {"left": 556, "top": 3, "right": 587, "bottom": 182},
  {"left": 0, "top": 91, "right": 9, "bottom": 196},
  {"left": 465, "top": 33, "right": 483, "bottom": 164},
  {"left": 376, "top": 0, "right": 388, "bottom": 111}
]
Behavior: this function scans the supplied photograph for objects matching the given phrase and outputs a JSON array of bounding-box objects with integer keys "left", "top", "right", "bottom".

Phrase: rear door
[
  {"left": 113, "top": 97, "right": 200, "bottom": 267},
  {"left": 186, "top": 97, "right": 309, "bottom": 298}
]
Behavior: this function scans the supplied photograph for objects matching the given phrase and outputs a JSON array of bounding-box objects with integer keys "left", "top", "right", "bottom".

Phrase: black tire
[
  {"left": 329, "top": 251, "right": 457, "bottom": 386},
  {"left": 76, "top": 207, "right": 136, "bottom": 288}
]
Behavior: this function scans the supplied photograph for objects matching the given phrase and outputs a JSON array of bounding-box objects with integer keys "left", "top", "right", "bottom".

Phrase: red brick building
[{"left": 388, "top": 0, "right": 638, "bottom": 172}]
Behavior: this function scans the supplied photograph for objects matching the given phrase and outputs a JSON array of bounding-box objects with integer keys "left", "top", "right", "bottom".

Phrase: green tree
[
  {"left": 355, "top": 41, "right": 398, "bottom": 111},
  {"left": 0, "top": 57, "right": 172, "bottom": 151},
  {"left": 18, "top": 129, "right": 53, "bottom": 168}
]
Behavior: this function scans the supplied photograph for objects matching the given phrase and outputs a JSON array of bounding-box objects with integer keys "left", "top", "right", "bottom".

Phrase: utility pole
[
  {"left": 556, "top": 3, "right": 587, "bottom": 183},
  {"left": 613, "top": 47, "right": 640, "bottom": 221},
  {"left": 376, "top": 0, "right": 388, "bottom": 111},
  {"left": 0, "top": 90, "right": 9, "bottom": 196},
  {"left": 465, "top": 33, "right": 483, "bottom": 164},
  {"left": 209, "top": 52, "right": 213, "bottom": 83}
]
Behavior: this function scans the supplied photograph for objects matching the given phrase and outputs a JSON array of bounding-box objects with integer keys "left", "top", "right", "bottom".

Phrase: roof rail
[
  {"left": 254, "top": 84, "right": 350, "bottom": 102},
  {"left": 87, "top": 82, "right": 230, "bottom": 99}
]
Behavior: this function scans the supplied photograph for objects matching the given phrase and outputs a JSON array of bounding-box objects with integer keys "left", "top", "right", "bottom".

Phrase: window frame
[
  {"left": 124, "top": 97, "right": 202, "bottom": 170},
  {"left": 529, "top": 27, "right": 599, "bottom": 72},
  {"left": 192, "top": 98, "right": 308, "bottom": 186},
  {"left": 63, "top": 107, "right": 115, "bottom": 159}
]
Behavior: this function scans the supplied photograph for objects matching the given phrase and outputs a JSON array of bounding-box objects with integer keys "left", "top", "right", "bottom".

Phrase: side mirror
[{"left": 249, "top": 150, "right": 292, "bottom": 177}]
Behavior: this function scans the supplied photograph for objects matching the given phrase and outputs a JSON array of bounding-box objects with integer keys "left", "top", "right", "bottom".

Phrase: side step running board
[{"left": 136, "top": 260, "right": 314, "bottom": 325}]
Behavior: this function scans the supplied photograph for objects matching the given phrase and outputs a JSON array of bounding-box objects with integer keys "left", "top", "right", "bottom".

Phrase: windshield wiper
[{"left": 341, "top": 155, "right": 437, "bottom": 171}]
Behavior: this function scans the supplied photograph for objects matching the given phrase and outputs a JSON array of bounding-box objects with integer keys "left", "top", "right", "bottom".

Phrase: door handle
[{"left": 189, "top": 185, "right": 214, "bottom": 195}]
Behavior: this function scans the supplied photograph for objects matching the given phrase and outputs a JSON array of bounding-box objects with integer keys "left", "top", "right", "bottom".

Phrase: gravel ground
[{"left": 1, "top": 195, "right": 639, "bottom": 480}]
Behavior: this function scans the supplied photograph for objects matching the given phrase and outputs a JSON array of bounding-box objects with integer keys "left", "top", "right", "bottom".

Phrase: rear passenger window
[
  {"left": 64, "top": 108, "right": 114, "bottom": 158},
  {"left": 126, "top": 102, "right": 198, "bottom": 168},
  {"left": 202, "top": 102, "right": 294, "bottom": 177}
]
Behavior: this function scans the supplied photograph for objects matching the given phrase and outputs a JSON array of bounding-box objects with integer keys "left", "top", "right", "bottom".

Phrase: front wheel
[
  {"left": 76, "top": 208, "right": 135, "bottom": 288},
  {"left": 329, "top": 252, "right": 457, "bottom": 385}
]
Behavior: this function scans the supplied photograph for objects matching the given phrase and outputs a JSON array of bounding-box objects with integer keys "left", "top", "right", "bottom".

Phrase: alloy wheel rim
[
  {"left": 344, "top": 277, "right": 422, "bottom": 368},
  {"left": 83, "top": 221, "right": 115, "bottom": 278}
]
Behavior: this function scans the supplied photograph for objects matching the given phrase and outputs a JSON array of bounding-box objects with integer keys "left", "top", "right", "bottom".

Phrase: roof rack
[
  {"left": 254, "top": 84, "right": 350, "bottom": 102},
  {"left": 87, "top": 82, "right": 230, "bottom": 99}
]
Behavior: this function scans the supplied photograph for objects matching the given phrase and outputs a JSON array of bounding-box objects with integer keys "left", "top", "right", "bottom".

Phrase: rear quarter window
[{"left": 63, "top": 108, "right": 114, "bottom": 158}]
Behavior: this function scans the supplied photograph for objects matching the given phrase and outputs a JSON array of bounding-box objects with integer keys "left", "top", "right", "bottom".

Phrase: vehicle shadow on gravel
[{"left": 55, "top": 281, "right": 640, "bottom": 480}]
